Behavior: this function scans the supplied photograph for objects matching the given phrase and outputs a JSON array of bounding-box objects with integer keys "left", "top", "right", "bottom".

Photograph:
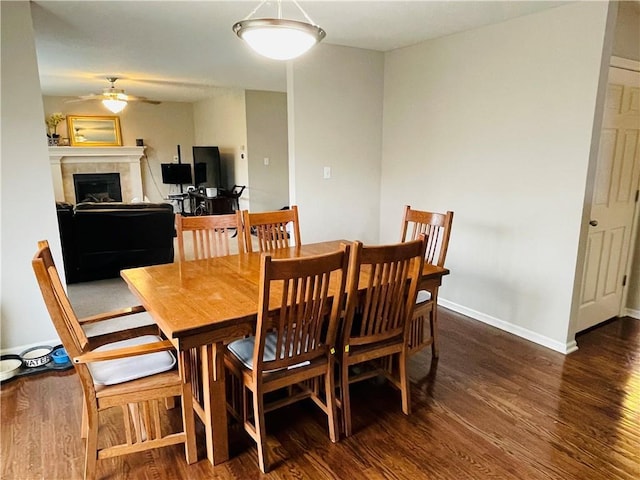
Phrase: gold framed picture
[{"left": 67, "top": 115, "right": 122, "bottom": 146}]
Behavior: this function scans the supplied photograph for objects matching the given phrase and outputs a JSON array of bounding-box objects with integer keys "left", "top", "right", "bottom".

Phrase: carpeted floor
[{"left": 67, "top": 277, "right": 155, "bottom": 336}]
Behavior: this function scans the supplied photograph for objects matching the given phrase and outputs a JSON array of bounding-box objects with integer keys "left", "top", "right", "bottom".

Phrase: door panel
[
  {"left": 594, "top": 129, "right": 616, "bottom": 205},
  {"left": 578, "top": 67, "right": 640, "bottom": 332},
  {"left": 582, "top": 232, "right": 604, "bottom": 303},
  {"left": 603, "top": 226, "right": 624, "bottom": 295}
]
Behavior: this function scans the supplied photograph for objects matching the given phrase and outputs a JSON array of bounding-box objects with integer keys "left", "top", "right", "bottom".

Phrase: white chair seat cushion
[
  {"left": 416, "top": 290, "right": 432, "bottom": 304},
  {"left": 88, "top": 335, "right": 176, "bottom": 386},
  {"left": 228, "top": 332, "right": 310, "bottom": 372}
]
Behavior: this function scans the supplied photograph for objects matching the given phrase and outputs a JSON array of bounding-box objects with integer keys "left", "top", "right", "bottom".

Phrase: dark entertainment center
[
  {"left": 161, "top": 146, "right": 221, "bottom": 189},
  {"left": 193, "top": 146, "right": 223, "bottom": 189},
  {"left": 162, "top": 146, "right": 243, "bottom": 216}
]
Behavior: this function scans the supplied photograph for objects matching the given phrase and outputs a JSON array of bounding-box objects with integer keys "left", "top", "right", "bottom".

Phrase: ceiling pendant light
[
  {"left": 102, "top": 96, "right": 127, "bottom": 114},
  {"left": 233, "top": 0, "right": 326, "bottom": 61},
  {"left": 101, "top": 78, "right": 128, "bottom": 113}
]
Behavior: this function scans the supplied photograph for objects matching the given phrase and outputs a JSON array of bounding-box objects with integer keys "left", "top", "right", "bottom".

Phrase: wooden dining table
[{"left": 121, "top": 239, "right": 449, "bottom": 466}]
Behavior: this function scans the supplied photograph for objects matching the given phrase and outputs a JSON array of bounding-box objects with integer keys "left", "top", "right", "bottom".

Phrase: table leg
[
  {"left": 179, "top": 350, "right": 198, "bottom": 464},
  {"left": 201, "top": 342, "right": 230, "bottom": 465}
]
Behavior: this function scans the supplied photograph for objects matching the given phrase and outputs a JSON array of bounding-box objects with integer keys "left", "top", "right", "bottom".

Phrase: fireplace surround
[{"left": 49, "top": 146, "right": 145, "bottom": 203}]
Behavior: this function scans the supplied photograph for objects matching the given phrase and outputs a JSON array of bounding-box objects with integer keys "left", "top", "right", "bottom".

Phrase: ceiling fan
[{"left": 66, "top": 77, "right": 161, "bottom": 113}]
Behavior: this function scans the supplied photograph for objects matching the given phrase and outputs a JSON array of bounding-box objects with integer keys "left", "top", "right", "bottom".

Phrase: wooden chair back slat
[
  {"left": 401, "top": 206, "right": 454, "bottom": 267},
  {"left": 254, "top": 245, "right": 349, "bottom": 374},
  {"left": 242, "top": 206, "right": 301, "bottom": 253},
  {"left": 343, "top": 238, "right": 426, "bottom": 349},
  {"left": 176, "top": 211, "right": 244, "bottom": 261}
]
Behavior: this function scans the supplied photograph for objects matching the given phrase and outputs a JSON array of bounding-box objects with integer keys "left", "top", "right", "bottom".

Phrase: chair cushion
[
  {"left": 416, "top": 289, "right": 432, "bottom": 304},
  {"left": 88, "top": 335, "right": 176, "bottom": 386},
  {"left": 227, "top": 332, "right": 310, "bottom": 372}
]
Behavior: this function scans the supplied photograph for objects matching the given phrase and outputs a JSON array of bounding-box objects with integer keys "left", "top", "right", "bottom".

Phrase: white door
[{"left": 577, "top": 66, "right": 640, "bottom": 332}]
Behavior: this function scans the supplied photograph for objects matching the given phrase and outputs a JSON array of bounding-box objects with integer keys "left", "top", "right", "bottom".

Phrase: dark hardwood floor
[{"left": 2, "top": 309, "right": 639, "bottom": 479}]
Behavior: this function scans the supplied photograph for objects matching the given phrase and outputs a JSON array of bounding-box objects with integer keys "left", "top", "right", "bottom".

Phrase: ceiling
[{"left": 32, "top": 1, "right": 567, "bottom": 103}]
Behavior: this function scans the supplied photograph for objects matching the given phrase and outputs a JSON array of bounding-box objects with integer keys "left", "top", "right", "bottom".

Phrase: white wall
[
  {"left": 193, "top": 89, "right": 249, "bottom": 209},
  {"left": 287, "top": 44, "right": 385, "bottom": 244},
  {"left": 245, "top": 90, "right": 289, "bottom": 212},
  {"left": 379, "top": 2, "right": 611, "bottom": 352},
  {"left": 43, "top": 97, "right": 195, "bottom": 203},
  {"left": 1, "top": 2, "right": 61, "bottom": 351}
]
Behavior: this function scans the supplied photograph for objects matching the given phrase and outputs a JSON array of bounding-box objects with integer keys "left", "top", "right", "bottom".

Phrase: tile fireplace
[{"left": 48, "top": 146, "right": 145, "bottom": 204}]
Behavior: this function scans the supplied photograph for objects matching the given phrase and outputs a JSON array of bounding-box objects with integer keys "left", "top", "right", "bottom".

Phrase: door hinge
[{"left": 622, "top": 275, "right": 627, "bottom": 287}]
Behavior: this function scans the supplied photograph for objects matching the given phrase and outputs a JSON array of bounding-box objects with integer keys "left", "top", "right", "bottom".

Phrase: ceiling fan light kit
[
  {"left": 67, "top": 77, "right": 160, "bottom": 112},
  {"left": 233, "top": 0, "right": 325, "bottom": 61},
  {"left": 102, "top": 77, "right": 129, "bottom": 113}
]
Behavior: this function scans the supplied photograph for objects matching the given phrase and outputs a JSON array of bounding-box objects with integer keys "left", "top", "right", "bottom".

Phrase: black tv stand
[{"left": 188, "top": 191, "right": 234, "bottom": 216}]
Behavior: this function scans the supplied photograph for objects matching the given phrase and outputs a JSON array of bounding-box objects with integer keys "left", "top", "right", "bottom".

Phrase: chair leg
[
  {"left": 252, "top": 389, "right": 269, "bottom": 473},
  {"left": 81, "top": 397, "right": 88, "bottom": 439},
  {"left": 324, "top": 363, "right": 339, "bottom": 443},
  {"left": 83, "top": 406, "right": 99, "bottom": 480},
  {"left": 398, "top": 351, "right": 411, "bottom": 415},
  {"left": 340, "top": 361, "right": 353, "bottom": 437},
  {"left": 430, "top": 307, "right": 439, "bottom": 359}
]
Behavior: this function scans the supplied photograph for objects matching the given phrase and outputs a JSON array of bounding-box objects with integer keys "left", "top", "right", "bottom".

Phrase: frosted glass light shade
[
  {"left": 233, "top": 19, "right": 325, "bottom": 60},
  {"left": 101, "top": 89, "right": 128, "bottom": 113},
  {"left": 102, "top": 98, "right": 127, "bottom": 113}
]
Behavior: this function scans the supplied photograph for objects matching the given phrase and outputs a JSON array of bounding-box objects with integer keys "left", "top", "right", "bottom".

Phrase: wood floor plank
[{"left": 2, "top": 309, "right": 639, "bottom": 479}]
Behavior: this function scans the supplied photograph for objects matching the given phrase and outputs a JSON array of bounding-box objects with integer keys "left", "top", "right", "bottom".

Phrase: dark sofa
[{"left": 56, "top": 202, "right": 176, "bottom": 283}]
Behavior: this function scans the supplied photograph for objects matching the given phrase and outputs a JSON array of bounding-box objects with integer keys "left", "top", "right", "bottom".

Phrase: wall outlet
[
  {"left": 323, "top": 166, "right": 331, "bottom": 179},
  {"left": 264, "top": 157, "right": 270, "bottom": 166}
]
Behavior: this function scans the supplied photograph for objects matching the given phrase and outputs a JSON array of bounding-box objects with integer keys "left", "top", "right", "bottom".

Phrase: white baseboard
[
  {"left": 625, "top": 307, "right": 640, "bottom": 320},
  {"left": 7, "top": 300, "right": 603, "bottom": 358},
  {"left": 1, "top": 338, "right": 61, "bottom": 356},
  {"left": 438, "top": 298, "right": 578, "bottom": 355}
]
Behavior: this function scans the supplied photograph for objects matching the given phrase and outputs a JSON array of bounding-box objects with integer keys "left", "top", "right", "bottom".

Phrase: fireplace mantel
[
  {"left": 49, "top": 146, "right": 145, "bottom": 162},
  {"left": 49, "top": 146, "right": 145, "bottom": 203}
]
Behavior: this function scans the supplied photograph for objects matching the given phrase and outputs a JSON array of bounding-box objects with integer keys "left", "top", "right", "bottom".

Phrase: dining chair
[
  {"left": 224, "top": 243, "right": 350, "bottom": 472},
  {"left": 175, "top": 211, "right": 245, "bottom": 431},
  {"left": 32, "top": 240, "right": 196, "bottom": 480},
  {"left": 338, "top": 236, "right": 426, "bottom": 437},
  {"left": 176, "top": 211, "right": 244, "bottom": 261},
  {"left": 242, "top": 205, "right": 301, "bottom": 253},
  {"left": 400, "top": 206, "right": 454, "bottom": 358}
]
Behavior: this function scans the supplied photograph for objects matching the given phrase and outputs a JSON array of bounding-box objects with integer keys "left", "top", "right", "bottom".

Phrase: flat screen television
[
  {"left": 161, "top": 163, "right": 192, "bottom": 185},
  {"left": 193, "top": 146, "right": 223, "bottom": 188}
]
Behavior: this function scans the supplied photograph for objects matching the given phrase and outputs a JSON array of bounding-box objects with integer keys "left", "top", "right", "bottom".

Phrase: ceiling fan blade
[
  {"left": 65, "top": 94, "right": 161, "bottom": 106},
  {"left": 126, "top": 94, "right": 161, "bottom": 105},
  {"left": 64, "top": 80, "right": 162, "bottom": 106},
  {"left": 138, "top": 99, "right": 162, "bottom": 105},
  {"left": 64, "top": 94, "right": 102, "bottom": 103}
]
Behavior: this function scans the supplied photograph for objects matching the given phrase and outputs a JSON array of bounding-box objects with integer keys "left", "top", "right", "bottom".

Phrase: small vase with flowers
[{"left": 46, "top": 112, "right": 65, "bottom": 146}]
